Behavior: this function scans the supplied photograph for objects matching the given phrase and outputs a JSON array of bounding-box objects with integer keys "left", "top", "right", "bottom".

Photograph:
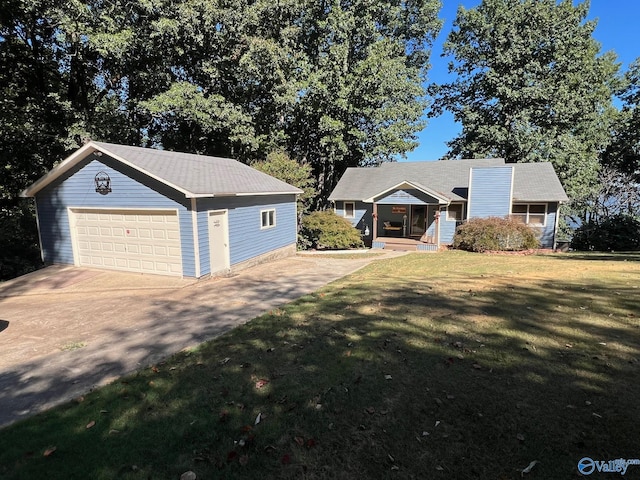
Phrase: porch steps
[{"left": 373, "top": 240, "right": 439, "bottom": 252}]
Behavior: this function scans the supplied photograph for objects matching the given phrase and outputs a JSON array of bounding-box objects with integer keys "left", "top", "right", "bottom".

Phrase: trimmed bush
[
  {"left": 453, "top": 217, "right": 540, "bottom": 252},
  {"left": 300, "top": 210, "right": 364, "bottom": 250},
  {"left": 571, "top": 214, "right": 640, "bottom": 251}
]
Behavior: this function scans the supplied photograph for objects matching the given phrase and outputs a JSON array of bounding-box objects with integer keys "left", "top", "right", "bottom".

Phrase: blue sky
[{"left": 406, "top": 0, "right": 640, "bottom": 161}]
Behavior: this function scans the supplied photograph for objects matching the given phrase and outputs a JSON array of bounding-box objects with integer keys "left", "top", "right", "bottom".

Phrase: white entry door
[{"left": 208, "top": 210, "right": 230, "bottom": 274}]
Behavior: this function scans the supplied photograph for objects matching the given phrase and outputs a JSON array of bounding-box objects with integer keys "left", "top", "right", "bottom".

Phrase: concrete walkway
[{"left": 0, "top": 251, "right": 404, "bottom": 428}]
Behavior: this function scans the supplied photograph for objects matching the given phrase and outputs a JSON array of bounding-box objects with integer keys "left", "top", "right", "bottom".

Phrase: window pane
[
  {"left": 447, "top": 204, "right": 462, "bottom": 221},
  {"left": 345, "top": 203, "right": 355, "bottom": 218},
  {"left": 529, "top": 214, "right": 545, "bottom": 225},
  {"left": 529, "top": 204, "right": 546, "bottom": 214},
  {"left": 261, "top": 211, "right": 268, "bottom": 227},
  {"left": 269, "top": 210, "right": 275, "bottom": 226},
  {"left": 512, "top": 205, "right": 527, "bottom": 214},
  {"left": 511, "top": 214, "right": 527, "bottom": 224}
]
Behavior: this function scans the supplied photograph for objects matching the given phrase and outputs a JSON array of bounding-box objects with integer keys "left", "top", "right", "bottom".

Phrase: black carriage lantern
[{"left": 94, "top": 171, "right": 112, "bottom": 195}]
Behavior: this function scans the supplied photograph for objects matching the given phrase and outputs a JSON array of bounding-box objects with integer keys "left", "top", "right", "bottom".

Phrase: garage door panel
[{"left": 72, "top": 209, "right": 182, "bottom": 276}]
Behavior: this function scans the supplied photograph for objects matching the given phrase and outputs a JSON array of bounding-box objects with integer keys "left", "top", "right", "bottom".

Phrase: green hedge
[
  {"left": 300, "top": 210, "right": 364, "bottom": 250},
  {"left": 453, "top": 217, "right": 540, "bottom": 252},
  {"left": 571, "top": 214, "right": 640, "bottom": 251}
]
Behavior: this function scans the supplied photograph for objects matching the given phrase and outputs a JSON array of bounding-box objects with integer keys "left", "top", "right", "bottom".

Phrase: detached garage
[{"left": 22, "top": 142, "right": 301, "bottom": 278}]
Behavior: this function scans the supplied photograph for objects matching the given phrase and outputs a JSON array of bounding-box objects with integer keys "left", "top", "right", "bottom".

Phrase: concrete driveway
[{"left": 0, "top": 252, "right": 403, "bottom": 428}]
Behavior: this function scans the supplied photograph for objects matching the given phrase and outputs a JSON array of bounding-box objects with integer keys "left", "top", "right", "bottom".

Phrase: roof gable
[{"left": 22, "top": 142, "right": 302, "bottom": 198}]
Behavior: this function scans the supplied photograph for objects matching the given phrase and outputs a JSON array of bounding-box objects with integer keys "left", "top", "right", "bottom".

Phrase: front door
[
  {"left": 208, "top": 210, "right": 230, "bottom": 274},
  {"left": 410, "top": 206, "right": 426, "bottom": 236}
]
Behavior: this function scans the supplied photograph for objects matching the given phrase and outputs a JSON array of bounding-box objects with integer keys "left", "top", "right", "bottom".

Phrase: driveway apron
[{"left": 0, "top": 252, "right": 403, "bottom": 428}]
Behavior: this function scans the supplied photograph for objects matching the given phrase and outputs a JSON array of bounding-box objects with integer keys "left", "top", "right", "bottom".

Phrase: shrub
[
  {"left": 453, "top": 217, "right": 540, "bottom": 252},
  {"left": 571, "top": 214, "right": 640, "bottom": 251},
  {"left": 300, "top": 210, "right": 364, "bottom": 250}
]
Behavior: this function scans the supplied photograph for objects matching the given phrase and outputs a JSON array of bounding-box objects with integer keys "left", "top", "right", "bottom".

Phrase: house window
[
  {"left": 511, "top": 204, "right": 546, "bottom": 226},
  {"left": 261, "top": 209, "right": 276, "bottom": 229},
  {"left": 344, "top": 202, "right": 355, "bottom": 218},
  {"left": 447, "top": 203, "right": 464, "bottom": 221}
]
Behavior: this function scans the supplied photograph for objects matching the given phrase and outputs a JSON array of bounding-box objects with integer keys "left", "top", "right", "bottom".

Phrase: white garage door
[{"left": 71, "top": 209, "right": 183, "bottom": 276}]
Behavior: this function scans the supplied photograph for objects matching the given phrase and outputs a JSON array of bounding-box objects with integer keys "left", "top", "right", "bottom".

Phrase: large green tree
[
  {"left": 603, "top": 57, "right": 640, "bottom": 180},
  {"left": 140, "top": 0, "right": 443, "bottom": 202},
  {"left": 430, "top": 0, "right": 618, "bottom": 215}
]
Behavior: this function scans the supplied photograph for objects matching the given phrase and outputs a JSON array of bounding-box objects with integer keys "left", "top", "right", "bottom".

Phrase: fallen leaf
[
  {"left": 306, "top": 438, "right": 316, "bottom": 449},
  {"left": 239, "top": 454, "right": 249, "bottom": 466},
  {"left": 281, "top": 453, "right": 291, "bottom": 465},
  {"left": 75, "top": 396, "right": 84, "bottom": 403},
  {"left": 219, "top": 357, "right": 231, "bottom": 365},
  {"left": 255, "top": 379, "right": 269, "bottom": 389},
  {"left": 384, "top": 374, "right": 392, "bottom": 380},
  {"left": 86, "top": 420, "right": 96, "bottom": 429},
  {"left": 255, "top": 413, "right": 262, "bottom": 425},
  {"left": 435, "top": 465, "right": 444, "bottom": 471},
  {"left": 294, "top": 436, "right": 304, "bottom": 446},
  {"left": 388, "top": 454, "right": 395, "bottom": 462},
  {"left": 180, "top": 471, "right": 197, "bottom": 480},
  {"left": 365, "top": 406, "right": 376, "bottom": 414},
  {"left": 43, "top": 446, "right": 57, "bottom": 457},
  {"left": 108, "top": 429, "right": 120, "bottom": 435},
  {"left": 516, "top": 433, "right": 525, "bottom": 442},
  {"left": 521, "top": 460, "right": 538, "bottom": 476},
  {"left": 472, "top": 363, "right": 482, "bottom": 370},
  {"left": 151, "top": 366, "right": 159, "bottom": 373}
]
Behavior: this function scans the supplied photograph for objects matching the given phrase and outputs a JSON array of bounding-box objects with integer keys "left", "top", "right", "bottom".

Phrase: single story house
[
  {"left": 21, "top": 141, "right": 301, "bottom": 277},
  {"left": 328, "top": 159, "right": 569, "bottom": 250}
]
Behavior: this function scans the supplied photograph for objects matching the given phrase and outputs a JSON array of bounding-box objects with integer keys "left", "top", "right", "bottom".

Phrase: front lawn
[{"left": 1, "top": 251, "right": 639, "bottom": 479}]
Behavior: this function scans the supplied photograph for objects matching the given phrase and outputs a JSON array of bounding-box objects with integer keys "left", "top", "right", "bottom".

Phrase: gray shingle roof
[
  {"left": 328, "top": 159, "right": 568, "bottom": 203},
  {"left": 22, "top": 141, "right": 302, "bottom": 198}
]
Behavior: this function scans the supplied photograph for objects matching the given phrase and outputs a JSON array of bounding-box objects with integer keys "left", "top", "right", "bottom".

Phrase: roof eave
[
  {"left": 364, "top": 180, "right": 450, "bottom": 205},
  {"left": 21, "top": 141, "right": 195, "bottom": 199},
  {"left": 21, "top": 142, "right": 98, "bottom": 197}
]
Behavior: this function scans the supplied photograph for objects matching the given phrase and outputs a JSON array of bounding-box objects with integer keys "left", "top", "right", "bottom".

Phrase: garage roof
[{"left": 22, "top": 141, "right": 302, "bottom": 198}]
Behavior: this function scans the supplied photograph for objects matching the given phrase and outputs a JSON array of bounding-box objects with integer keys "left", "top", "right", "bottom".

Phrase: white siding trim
[{"left": 34, "top": 198, "right": 45, "bottom": 262}]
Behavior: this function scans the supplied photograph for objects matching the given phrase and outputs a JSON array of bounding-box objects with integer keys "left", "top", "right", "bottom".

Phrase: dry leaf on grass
[
  {"left": 43, "top": 447, "right": 57, "bottom": 457},
  {"left": 255, "top": 379, "right": 269, "bottom": 389},
  {"left": 180, "top": 471, "right": 197, "bottom": 480},
  {"left": 521, "top": 460, "right": 538, "bottom": 476},
  {"left": 86, "top": 420, "right": 95, "bottom": 429}
]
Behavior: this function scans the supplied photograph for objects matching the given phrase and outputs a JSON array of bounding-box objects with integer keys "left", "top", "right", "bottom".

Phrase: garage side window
[{"left": 261, "top": 209, "right": 276, "bottom": 229}]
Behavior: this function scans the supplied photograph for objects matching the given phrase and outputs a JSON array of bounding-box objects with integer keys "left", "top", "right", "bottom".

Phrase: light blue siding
[
  {"left": 468, "top": 166, "right": 513, "bottom": 218},
  {"left": 376, "top": 189, "right": 439, "bottom": 205},
  {"left": 535, "top": 202, "right": 558, "bottom": 248},
  {"left": 35, "top": 154, "right": 195, "bottom": 275},
  {"left": 196, "top": 195, "right": 297, "bottom": 273},
  {"left": 335, "top": 201, "right": 372, "bottom": 245}
]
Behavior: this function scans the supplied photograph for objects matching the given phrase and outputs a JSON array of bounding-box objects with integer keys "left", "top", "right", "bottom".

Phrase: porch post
[
  {"left": 435, "top": 208, "right": 441, "bottom": 250},
  {"left": 373, "top": 202, "right": 378, "bottom": 240}
]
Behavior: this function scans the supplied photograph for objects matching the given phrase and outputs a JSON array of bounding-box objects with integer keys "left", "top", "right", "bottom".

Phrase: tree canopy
[
  {"left": 430, "top": 0, "right": 619, "bottom": 210},
  {"left": 0, "top": 0, "right": 442, "bottom": 278}
]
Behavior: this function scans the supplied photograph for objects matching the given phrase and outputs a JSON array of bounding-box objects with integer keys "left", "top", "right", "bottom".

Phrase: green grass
[{"left": 1, "top": 251, "right": 640, "bottom": 479}]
